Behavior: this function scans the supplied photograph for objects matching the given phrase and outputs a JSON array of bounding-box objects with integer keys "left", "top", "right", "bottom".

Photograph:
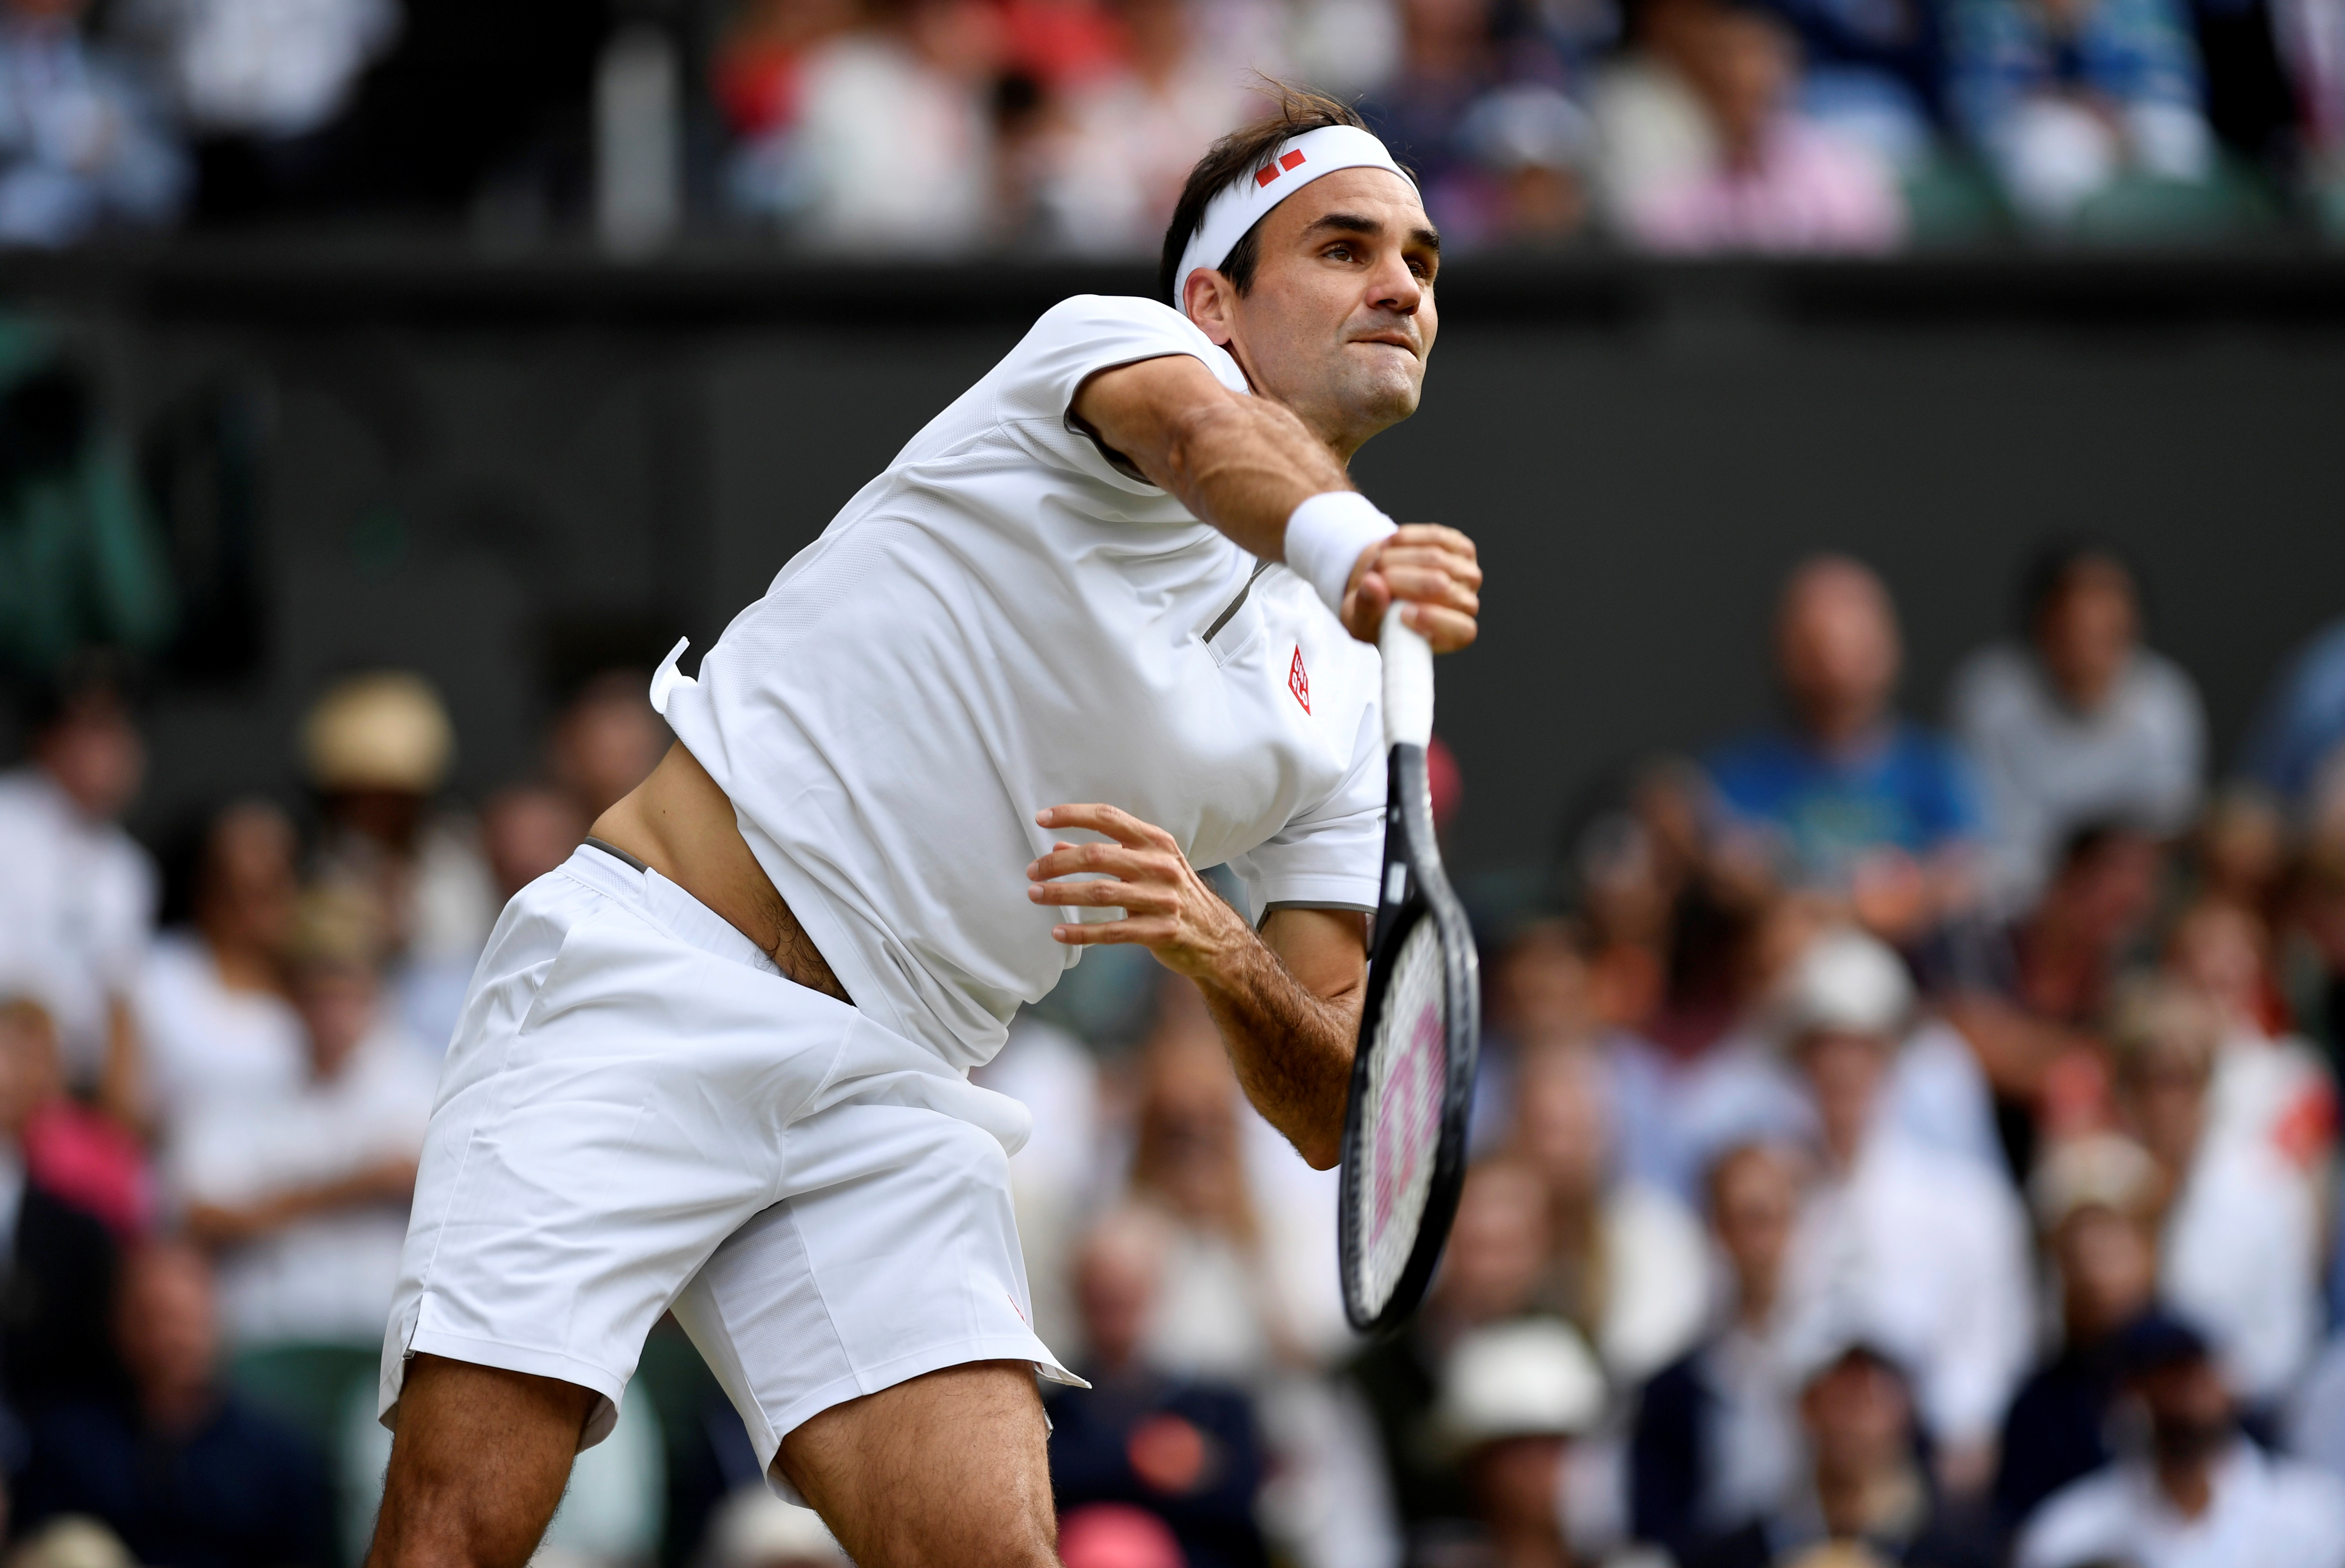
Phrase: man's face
[
  {"left": 1776, "top": 564, "right": 1900, "bottom": 743},
  {"left": 1189, "top": 167, "right": 1439, "bottom": 457},
  {"left": 1710, "top": 1144, "right": 1800, "bottom": 1300}
]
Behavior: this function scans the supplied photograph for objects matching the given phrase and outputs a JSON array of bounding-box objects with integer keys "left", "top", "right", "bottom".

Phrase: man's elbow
[
  {"left": 1160, "top": 396, "right": 1252, "bottom": 491},
  {"left": 1297, "top": 1119, "right": 1345, "bottom": 1172}
]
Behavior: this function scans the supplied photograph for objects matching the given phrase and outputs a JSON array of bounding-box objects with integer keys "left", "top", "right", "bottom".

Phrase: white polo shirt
[{"left": 663, "top": 294, "right": 1385, "bottom": 1070}]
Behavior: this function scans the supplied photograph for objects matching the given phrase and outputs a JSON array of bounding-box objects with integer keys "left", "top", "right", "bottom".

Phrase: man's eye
[{"left": 1325, "top": 244, "right": 1355, "bottom": 261}]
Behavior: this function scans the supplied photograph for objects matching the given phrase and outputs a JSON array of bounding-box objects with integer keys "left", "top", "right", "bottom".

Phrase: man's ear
[{"left": 1182, "top": 270, "right": 1238, "bottom": 346}]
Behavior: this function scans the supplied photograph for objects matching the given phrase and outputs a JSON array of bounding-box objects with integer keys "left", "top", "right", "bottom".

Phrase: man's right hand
[{"left": 1340, "top": 523, "right": 1481, "bottom": 651}]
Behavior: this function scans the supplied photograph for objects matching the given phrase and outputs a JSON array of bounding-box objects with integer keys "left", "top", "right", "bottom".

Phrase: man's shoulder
[{"left": 2012, "top": 1461, "right": 2139, "bottom": 1567}]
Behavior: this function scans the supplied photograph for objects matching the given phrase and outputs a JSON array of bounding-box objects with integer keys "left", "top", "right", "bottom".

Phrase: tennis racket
[{"left": 1338, "top": 603, "right": 1480, "bottom": 1335}]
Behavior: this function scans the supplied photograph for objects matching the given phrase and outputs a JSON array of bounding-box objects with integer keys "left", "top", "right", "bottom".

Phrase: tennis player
[{"left": 368, "top": 90, "right": 1480, "bottom": 1568}]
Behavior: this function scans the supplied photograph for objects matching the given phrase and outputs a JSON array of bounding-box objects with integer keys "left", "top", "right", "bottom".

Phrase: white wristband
[{"left": 1284, "top": 491, "right": 1397, "bottom": 617}]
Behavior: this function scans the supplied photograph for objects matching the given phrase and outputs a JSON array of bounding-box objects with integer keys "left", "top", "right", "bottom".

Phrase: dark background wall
[{"left": 20, "top": 247, "right": 2345, "bottom": 879}]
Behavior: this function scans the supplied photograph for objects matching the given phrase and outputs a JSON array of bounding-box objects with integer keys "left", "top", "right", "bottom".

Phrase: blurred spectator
[
  {"left": 714, "top": 0, "right": 858, "bottom": 146},
  {"left": 15, "top": 1239, "right": 331, "bottom": 1568},
  {"left": 1, "top": 995, "right": 150, "bottom": 1238},
  {"left": 131, "top": 800, "right": 305, "bottom": 1142},
  {"left": 1705, "top": 557, "right": 1981, "bottom": 944},
  {"left": 111, "top": 0, "right": 391, "bottom": 221},
  {"left": 0, "top": 664, "right": 154, "bottom": 1099},
  {"left": 1455, "top": 83, "right": 1597, "bottom": 245},
  {"left": 1693, "top": 1336, "right": 1993, "bottom": 1568},
  {"left": 2163, "top": 898, "right": 2335, "bottom": 1176},
  {"left": 2106, "top": 974, "right": 2318, "bottom": 1411},
  {"left": 479, "top": 781, "right": 589, "bottom": 904},
  {"left": 766, "top": 0, "right": 1002, "bottom": 248},
  {"left": 1945, "top": 0, "right": 2215, "bottom": 228},
  {"left": 0, "top": 0, "right": 183, "bottom": 245},
  {"left": 1120, "top": 995, "right": 1325, "bottom": 1383},
  {"left": 2294, "top": 833, "right": 2345, "bottom": 1060},
  {"left": 1058, "top": 1503, "right": 1188, "bottom": 1568},
  {"left": 1511, "top": 1040, "right": 1711, "bottom": 1383},
  {"left": 1993, "top": 1134, "right": 2161, "bottom": 1531},
  {"left": 1588, "top": 0, "right": 1720, "bottom": 223},
  {"left": 1631, "top": 1140, "right": 1807, "bottom": 1563},
  {"left": 0, "top": 996, "right": 124, "bottom": 1418},
  {"left": 302, "top": 670, "right": 495, "bottom": 1051},
  {"left": 1045, "top": 0, "right": 1257, "bottom": 252},
  {"left": 1763, "top": 0, "right": 1943, "bottom": 167},
  {"left": 700, "top": 1485, "right": 851, "bottom": 1567},
  {"left": 2014, "top": 1310, "right": 2345, "bottom": 1568},
  {"left": 2193, "top": 785, "right": 2290, "bottom": 913},
  {"left": 1359, "top": 0, "right": 1507, "bottom": 234},
  {"left": 1047, "top": 1210, "right": 1272, "bottom": 1568},
  {"left": 1949, "top": 543, "right": 2207, "bottom": 915},
  {"left": 1934, "top": 821, "right": 2165, "bottom": 1172},
  {"left": 1772, "top": 928, "right": 2034, "bottom": 1488},
  {"left": 1349, "top": 1158, "right": 1552, "bottom": 1545},
  {"left": 1621, "top": 0, "right": 1908, "bottom": 251},
  {"left": 170, "top": 886, "right": 434, "bottom": 1350},
  {"left": 1429, "top": 1317, "right": 1609, "bottom": 1568},
  {"left": 2243, "top": 613, "right": 2345, "bottom": 819},
  {"left": 549, "top": 668, "right": 667, "bottom": 823}
]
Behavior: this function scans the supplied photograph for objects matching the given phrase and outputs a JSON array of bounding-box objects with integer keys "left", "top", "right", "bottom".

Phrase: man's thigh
[
  {"left": 776, "top": 1360, "right": 1057, "bottom": 1568},
  {"left": 366, "top": 1354, "right": 596, "bottom": 1568}
]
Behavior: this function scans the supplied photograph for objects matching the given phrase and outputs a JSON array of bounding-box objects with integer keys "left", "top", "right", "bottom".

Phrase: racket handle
[{"left": 1380, "top": 602, "right": 1435, "bottom": 750}]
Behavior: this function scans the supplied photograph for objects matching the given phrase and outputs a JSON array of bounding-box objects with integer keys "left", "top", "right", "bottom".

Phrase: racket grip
[{"left": 1380, "top": 603, "right": 1435, "bottom": 750}]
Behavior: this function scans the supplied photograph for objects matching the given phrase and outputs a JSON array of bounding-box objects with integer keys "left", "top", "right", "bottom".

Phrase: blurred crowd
[
  {"left": 7, "top": 538, "right": 2345, "bottom": 1568},
  {"left": 0, "top": 0, "right": 2339, "bottom": 249}
]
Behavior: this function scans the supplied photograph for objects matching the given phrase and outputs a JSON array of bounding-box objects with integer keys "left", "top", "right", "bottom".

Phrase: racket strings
[{"left": 1353, "top": 918, "right": 1450, "bottom": 1314}]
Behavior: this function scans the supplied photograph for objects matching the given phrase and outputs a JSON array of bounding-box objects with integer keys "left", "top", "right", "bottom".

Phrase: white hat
[
  {"left": 1435, "top": 1318, "right": 1607, "bottom": 1452},
  {"left": 2029, "top": 1133, "right": 2158, "bottom": 1232},
  {"left": 1774, "top": 926, "right": 1912, "bottom": 1045},
  {"left": 302, "top": 671, "right": 455, "bottom": 793}
]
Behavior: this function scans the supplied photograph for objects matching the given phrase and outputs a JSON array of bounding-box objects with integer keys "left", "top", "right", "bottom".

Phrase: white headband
[{"left": 1174, "top": 124, "right": 1416, "bottom": 309}]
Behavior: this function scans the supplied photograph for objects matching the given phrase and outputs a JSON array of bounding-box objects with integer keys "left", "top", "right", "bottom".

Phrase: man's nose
[{"left": 1368, "top": 251, "right": 1422, "bottom": 316}]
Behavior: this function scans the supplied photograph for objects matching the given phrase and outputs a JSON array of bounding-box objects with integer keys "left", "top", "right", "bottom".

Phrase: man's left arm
[{"left": 1027, "top": 804, "right": 1363, "bottom": 1169}]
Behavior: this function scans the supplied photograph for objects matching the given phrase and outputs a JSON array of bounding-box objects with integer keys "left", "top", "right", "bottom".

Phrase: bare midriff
[{"left": 590, "top": 742, "right": 851, "bottom": 1003}]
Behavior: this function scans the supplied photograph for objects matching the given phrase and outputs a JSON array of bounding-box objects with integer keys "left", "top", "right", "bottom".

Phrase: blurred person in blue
[
  {"left": 1046, "top": 1208, "right": 1272, "bottom": 1568},
  {"left": 15, "top": 1237, "right": 332, "bottom": 1568},
  {"left": 0, "top": 661, "right": 156, "bottom": 1101},
  {"left": 2014, "top": 1309, "right": 2345, "bottom": 1568},
  {"left": 0, "top": 0, "right": 182, "bottom": 244},
  {"left": 1950, "top": 542, "right": 2206, "bottom": 918},
  {"left": 1358, "top": 0, "right": 1507, "bottom": 231},
  {"left": 1689, "top": 1332, "right": 1995, "bottom": 1568},
  {"left": 131, "top": 800, "right": 306, "bottom": 1145},
  {"left": 1619, "top": 0, "right": 1908, "bottom": 251},
  {"left": 1770, "top": 926, "right": 2034, "bottom": 1500},
  {"left": 1759, "top": 0, "right": 1943, "bottom": 169},
  {"left": 168, "top": 886, "right": 436, "bottom": 1353},
  {"left": 2105, "top": 974, "right": 2319, "bottom": 1418},
  {"left": 1455, "top": 82, "right": 1597, "bottom": 243},
  {"left": 2243, "top": 613, "right": 2345, "bottom": 822},
  {"left": 1429, "top": 1317, "right": 1612, "bottom": 1568},
  {"left": 1992, "top": 1134, "right": 2162, "bottom": 1535},
  {"left": 1705, "top": 556, "right": 1982, "bottom": 946},
  {"left": 1588, "top": 0, "right": 1720, "bottom": 223},
  {"left": 1631, "top": 1140, "right": 1808, "bottom": 1564},
  {"left": 1945, "top": 0, "right": 2215, "bottom": 227}
]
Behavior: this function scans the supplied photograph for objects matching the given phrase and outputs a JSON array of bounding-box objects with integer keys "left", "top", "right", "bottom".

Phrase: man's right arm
[{"left": 1071, "top": 354, "right": 1480, "bottom": 651}]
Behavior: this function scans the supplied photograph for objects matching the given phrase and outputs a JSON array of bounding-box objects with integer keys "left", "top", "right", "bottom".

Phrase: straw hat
[{"left": 302, "top": 671, "right": 454, "bottom": 793}]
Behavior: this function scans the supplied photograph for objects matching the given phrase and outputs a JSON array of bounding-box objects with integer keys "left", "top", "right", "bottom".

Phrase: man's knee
[{"left": 367, "top": 1355, "right": 599, "bottom": 1568}]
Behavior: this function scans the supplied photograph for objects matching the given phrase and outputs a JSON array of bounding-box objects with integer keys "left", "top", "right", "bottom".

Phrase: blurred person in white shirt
[
  {"left": 132, "top": 800, "right": 306, "bottom": 1145},
  {"left": 785, "top": 0, "right": 1002, "bottom": 250},
  {"left": 2161, "top": 898, "right": 2336, "bottom": 1180},
  {"left": 546, "top": 669, "right": 668, "bottom": 824},
  {"left": 2107, "top": 973, "right": 2320, "bottom": 1414},
  {"left": 2017, "top": 1310, "right": 2345, "bottom": 1568},
  {"left": 0, "top": 662, "right": 156, "bottom": 1102},
  {"left": 1431, "top": 1318, "right": 1611, "bottom": 1568},
  {"left": 1949, "top": 543, "right": 2207, "bottom": 916},
  {"left": 1046, "top": 0, "right": 1256, "bottom": 252},
  {"left": 1772, "top": 926, "right": 2034, "bottom": 1498},
  {"left": 172, "top": 886, "right": 436, "bottom": 1348}
]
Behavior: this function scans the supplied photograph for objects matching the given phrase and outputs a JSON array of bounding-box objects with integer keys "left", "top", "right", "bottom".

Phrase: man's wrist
[{"left": 1284, "top": 491, "right": 1397, "bottom": 617}]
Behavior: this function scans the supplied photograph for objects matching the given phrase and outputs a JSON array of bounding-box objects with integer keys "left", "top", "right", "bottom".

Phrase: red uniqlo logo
[
  {"left": 1254, "top": 149, "right": 1308, "bottom": 187},
  {"left": 1288, "top": 646, "right": 1311, "bottom": 713}
]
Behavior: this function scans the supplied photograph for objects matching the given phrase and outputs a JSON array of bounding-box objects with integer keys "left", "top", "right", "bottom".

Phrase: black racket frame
[{"left": 1337, "top": 740, "right": 1481, "bottom": 1336}]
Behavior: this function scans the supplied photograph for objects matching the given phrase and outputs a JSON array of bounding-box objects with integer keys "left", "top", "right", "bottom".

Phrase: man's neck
[{"left": 2155, "top": 1452, "right": 2217, "bottom": 1519}]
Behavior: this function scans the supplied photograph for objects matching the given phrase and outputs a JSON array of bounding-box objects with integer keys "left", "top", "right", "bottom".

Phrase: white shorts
[{"left": 378, "top": 844, "right": 1080, "bottom": 1496}]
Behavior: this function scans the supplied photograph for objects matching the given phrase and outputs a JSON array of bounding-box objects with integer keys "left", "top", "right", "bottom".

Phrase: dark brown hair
[{"left": 1157, "top": 86, "right": 1381, "bottom": 305}]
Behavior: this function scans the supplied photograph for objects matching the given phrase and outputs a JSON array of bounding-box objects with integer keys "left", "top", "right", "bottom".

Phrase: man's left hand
[{"left": 1026, "top": 803, "right": 1248, "bottom": 976}]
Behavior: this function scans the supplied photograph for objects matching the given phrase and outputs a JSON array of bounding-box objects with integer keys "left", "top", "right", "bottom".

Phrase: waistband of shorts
[{"left": 560, "top": 842, "right": 783, "bottom": 979}]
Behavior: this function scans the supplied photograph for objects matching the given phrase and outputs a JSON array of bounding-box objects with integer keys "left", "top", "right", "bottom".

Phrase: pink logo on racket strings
[{"left": 1371, "top": 1001, "right": 1447, "bottom": 1237}]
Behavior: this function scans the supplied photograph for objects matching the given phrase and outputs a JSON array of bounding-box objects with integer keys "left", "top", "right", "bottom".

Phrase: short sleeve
[
  {"left": 996, "top": 294, "right": 1250, "bottom": 490},
  {"left": 1224, "top": 698, "right": 1385, "bottom": 923}
]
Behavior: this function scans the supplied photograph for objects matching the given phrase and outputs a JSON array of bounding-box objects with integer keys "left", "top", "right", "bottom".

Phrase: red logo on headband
[{"left": 1254, "top": 149, "right": 1309, "bottom": 188}]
